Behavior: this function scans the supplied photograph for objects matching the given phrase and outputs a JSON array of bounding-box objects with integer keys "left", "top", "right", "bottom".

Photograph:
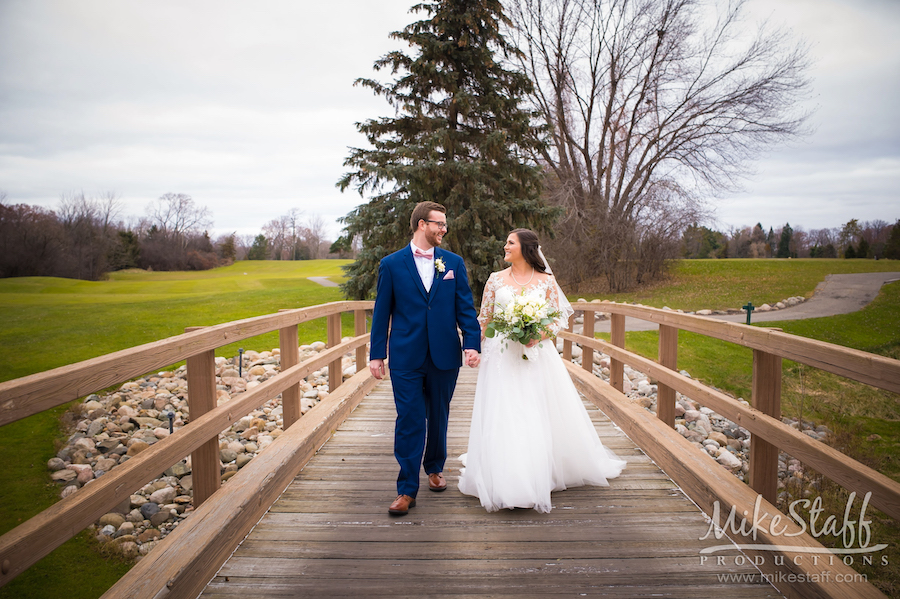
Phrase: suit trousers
[{"left": 390, "top": 350, "right": 459, "bottom": 497}]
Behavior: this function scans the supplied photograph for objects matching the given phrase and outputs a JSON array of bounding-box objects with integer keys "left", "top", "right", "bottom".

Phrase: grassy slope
[
  {"left": 579, "top": 258, "right": 900, "bottom": 310},
  {"left": 0, "top": 260, "right": 350, "bottom": 599}
]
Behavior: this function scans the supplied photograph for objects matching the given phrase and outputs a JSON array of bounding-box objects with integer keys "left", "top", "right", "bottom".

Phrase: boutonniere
[{"left": 435, "top": 258, "right": 446, "bottom": 273}]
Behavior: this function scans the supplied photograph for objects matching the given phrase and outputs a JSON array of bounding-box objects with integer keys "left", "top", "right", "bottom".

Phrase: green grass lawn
[
  {"left": 578, "top": 258, "right": 900, "bottom": 310},
  {"left": 0, "top": 260, "right": 352, "bottom": 599},
  {"left": 0, "top": 261, "right": 353, "bottom": 382}
]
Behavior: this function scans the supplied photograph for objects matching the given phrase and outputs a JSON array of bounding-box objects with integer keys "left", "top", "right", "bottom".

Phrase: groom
[{"left": 369, "top": 201, "right": 481, "bottom": 516}]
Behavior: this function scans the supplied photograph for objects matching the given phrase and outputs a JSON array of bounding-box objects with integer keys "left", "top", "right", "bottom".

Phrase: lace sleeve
[
  {"left": 546, "top": 275, "right": 574, "bottom": 336},
  {"left": 477, "top": 273, "right": 497, "bottom": 330}
]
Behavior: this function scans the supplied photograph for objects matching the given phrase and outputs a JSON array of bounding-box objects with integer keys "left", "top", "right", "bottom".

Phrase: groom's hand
[
  {"left": 464, "top": 349, "right": 480, "bottom": 368},
  {"left": 369, "top": 358, "right": 386, "bottom": 380}
]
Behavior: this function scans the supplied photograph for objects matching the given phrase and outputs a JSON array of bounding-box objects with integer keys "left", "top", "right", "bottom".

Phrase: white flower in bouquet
[{"left": 485, "top": 290, "right": 560, "bottom": 359}]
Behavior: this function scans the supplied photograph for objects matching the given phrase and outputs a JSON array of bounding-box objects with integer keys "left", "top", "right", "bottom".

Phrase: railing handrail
[
  {"left": 0, "top": 300, "right": 373, "bottom": 427},
  {"left": 561, "top": 330, "right": 900, "bottom": 521},
  {"left": 0, "top": 300, "right": 374, "bottom": 588},
  {"left": 571, "top": 300, "right": 900, "bottom": 394}
]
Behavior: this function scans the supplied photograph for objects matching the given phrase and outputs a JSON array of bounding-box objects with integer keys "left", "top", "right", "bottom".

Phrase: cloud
[{"left": 0, "top": 0, "right": 897, "bottom": 240}]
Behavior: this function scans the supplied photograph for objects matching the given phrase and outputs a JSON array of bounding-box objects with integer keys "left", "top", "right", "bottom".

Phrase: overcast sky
[{"left": 1, "top": 0, "right": 898, "bottom": 241}]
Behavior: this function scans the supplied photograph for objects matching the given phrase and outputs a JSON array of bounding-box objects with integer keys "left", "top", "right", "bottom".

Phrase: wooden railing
[
  {"left": 0, "top": 300, "right": 375, "bottom": 590},
  {"left": 562, "top": 301, "right": 899, "bottom": 599}
]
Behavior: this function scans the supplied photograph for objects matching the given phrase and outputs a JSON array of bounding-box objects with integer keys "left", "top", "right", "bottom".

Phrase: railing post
[
  {"left": 749, "top": 349, "right": 782, "bottom": 504},
  {"left": 610, "top": 313, "right": 625, "bottom": 392},
  {"left": 581, "top": 309, "right": 595, "bottom": 373},
  {"left": 327, "top": 312, "right": 342, "bottom": 392},
  {"left": 278, "top": 315, "right": 300, "bottom": 429},
  {"left": 657, "top": 325, "right": 678, "bottom": 427},
  {"left": 354, "top": 310, "right": 367, "bottom": 373},
  {"left": 184, "top": 327, "right": 219, "bottom": 507},
  {"left": 563, "top": 314, "right": 574, "bottom": 361}
]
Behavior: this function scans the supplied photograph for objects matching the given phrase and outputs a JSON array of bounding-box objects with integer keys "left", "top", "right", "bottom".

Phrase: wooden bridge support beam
[
  {"left": 609, "top": 314, "right": 625, "bottom": 393},
  {"left": 354, "top": 310, "right": 367, "bottom": 373},
  {"left": 562, "top": 314, "right": 574, "bottom": 361},
  {"left": 278, "top": 319, "right": 300, "bottom": 429},
  {"left": 184, "top": 332, "right": 220, "bottom": 507},
  {"left": 749, "top": 349, "right": 782, "bottom": 504},
  {"left": 327, "top": 313, "right": 342, "bottom": 393},
  {"left": 657, "top": 325, "right": 678, "bottom": 428},
  {"left": 581, "top": 310, "right": 595, "bottom": 373}
]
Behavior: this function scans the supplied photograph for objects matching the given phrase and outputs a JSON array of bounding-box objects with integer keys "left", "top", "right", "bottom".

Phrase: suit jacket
[{"left": 370, "top": 245, "right": 481, "bottom": 371}]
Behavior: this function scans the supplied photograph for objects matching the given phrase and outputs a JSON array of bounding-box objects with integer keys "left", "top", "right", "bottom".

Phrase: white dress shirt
[{"left": 410, "top": 241, "right": 435, "bottom": 292}]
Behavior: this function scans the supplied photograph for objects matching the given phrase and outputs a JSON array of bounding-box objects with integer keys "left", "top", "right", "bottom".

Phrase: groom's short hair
[{"left": 410, "top": 201, "right": 446, "bottom": 234}]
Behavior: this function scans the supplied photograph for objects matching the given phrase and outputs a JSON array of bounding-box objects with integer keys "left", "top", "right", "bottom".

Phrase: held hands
[
  {"left": 464, "top": 349, "right": 480, "bottom": 368},
  {"left": 369, "top": 358, "right": 386, "bottom": 380}
]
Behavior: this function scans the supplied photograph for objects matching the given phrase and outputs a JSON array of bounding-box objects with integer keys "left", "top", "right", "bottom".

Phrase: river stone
[
  {"left": 83, "top": 399, "right": 103, "bottom": 412},
  {"left": 51, "top": 469, "right": 77, "bottom": 483},
  {"left": 87, "top": 419, "right": 107, "bottom": 437},
  {"left": 149, "top": 486, "right": 177, "bottom": 505},
  {"left": 220, "top": 448, "right": 237, "bottom": 463},
  {"left": 115, "top": 521, "right": 135, "bottom": 537},
  {"left": 707, "top": 432, "right": 728, "bottom": 446},
  {"left": 236, "top": 453, "right": 253, "bottom": 469},
  {"left": 47, "top": 457, "right": 67, "bottom": 471},
  {"left": 150, "top": 510, "right": 172, "bottom": 527},
  {"left": 716, "top": 449, "right": 743, "bottom": 470},
  {"left": 97, "top": 438, "right": 122, "bottom": 453},
  {"left": 138, "top": 529, "right": 161, "bottom": 543},
  {"left": 126, "top": 440, "right": 149, "bottom": 456},
  {"left": 133, "top": 417, "right": 163, "bottom": 428},
  {"left": 73, "top": 437, "right": 96, "bottom": 452},
  {"left": 127, "top": 509, "right": 144, "bottom": 523},
  {"left": 179, "top": 475, "right": 193, "bottom": 492},
  {"left": 140, "top": 502, "right": 160, "bottom": 519},
  {"left": 99, "top": 512, "right": 126, "bottom": 529},
  {"left": 164, "top": 461, "right": 190, "bottom": 477},
  {"left": 118, "top": 541, "right": 139, "bottom": 559}
]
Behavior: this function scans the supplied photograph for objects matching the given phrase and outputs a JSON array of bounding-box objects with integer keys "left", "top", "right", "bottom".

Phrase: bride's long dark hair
[{"left": 510, "top": 229, "right": 548, "bottom": 274}]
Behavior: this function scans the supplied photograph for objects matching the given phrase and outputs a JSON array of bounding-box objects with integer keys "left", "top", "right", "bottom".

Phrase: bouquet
[{"left": 484, "top": 291, "right": 560, "bottom": 359}]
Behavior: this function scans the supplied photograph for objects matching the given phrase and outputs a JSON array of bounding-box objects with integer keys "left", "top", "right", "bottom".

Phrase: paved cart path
[{"left": 589, "top": 271, "right": 900, "bottom": 333}]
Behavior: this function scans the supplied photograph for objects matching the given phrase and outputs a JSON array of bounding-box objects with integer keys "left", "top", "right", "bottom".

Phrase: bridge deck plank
[{"left": 199, "top": 368, "right": 781, "bottom": 598}]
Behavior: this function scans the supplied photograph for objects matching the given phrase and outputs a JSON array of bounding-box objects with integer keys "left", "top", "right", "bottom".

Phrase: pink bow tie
[{"left": 414, "top": 248, "right": 434, "bottom": 259}]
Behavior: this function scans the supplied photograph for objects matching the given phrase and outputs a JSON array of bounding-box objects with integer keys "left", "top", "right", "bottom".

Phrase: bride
[{"left": 458, "top": 228, "right": 626, "bottom": 513}]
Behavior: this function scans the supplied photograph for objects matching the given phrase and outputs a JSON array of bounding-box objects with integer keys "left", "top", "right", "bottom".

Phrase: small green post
[{"left": 742, "top": 301, "right": 755, "bottom": 325}]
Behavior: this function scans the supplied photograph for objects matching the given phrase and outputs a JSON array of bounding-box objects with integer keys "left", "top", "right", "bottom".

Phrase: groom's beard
[{"left": 425, "top": 228, "right": 443, "bottom": 248}]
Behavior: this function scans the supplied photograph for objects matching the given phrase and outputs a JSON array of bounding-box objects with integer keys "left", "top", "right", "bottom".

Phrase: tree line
[
  {"left": 682, "top": 219, "right": 900, "bottom": 260},
  {"left": 0, "top": 191, "right": 337, "bottom": 280}
]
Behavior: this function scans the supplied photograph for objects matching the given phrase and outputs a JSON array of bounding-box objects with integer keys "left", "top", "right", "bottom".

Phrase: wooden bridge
[{"left": 0, "top": 300, "right": 898, "bottom": 598}]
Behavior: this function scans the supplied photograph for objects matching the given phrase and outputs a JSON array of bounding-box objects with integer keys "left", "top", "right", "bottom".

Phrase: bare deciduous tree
[
  {"left": 304, "top": 214, "right": 329, "bottom": 260},
  {"left": 142, "top": 193, "right": 216, "bottom": 270},
  {"left": 507, "top": 0, "right": 810, "bottom": 290},
  {"left": 148, "top": 193, "right": 213, "bottom": 250}
]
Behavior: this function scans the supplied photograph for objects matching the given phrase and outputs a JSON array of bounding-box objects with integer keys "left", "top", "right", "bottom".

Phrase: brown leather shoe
[
  {"left": 388, "top": 494, "right": 416, "bottom": 516},
  {"left": 428, "top": 472, "right": 447, "bottom": 492}
]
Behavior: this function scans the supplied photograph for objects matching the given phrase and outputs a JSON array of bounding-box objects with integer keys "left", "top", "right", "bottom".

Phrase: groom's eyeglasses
[{"left": 424, "top": 219, "right": 449, "bottom": 230}]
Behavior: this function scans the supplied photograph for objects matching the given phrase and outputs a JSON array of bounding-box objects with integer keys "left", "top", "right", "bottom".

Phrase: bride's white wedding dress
[{"left": 458, "top": 272, "right": 626, "bottom": 513}]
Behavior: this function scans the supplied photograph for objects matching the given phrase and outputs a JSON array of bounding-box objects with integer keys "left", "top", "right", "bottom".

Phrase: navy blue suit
[{"left": 370, "top": 245, "right": 481, "bottom": 497}]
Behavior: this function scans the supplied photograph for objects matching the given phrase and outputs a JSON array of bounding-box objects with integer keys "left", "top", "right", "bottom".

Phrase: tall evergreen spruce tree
[{"left": 335, "top": 0, "right": 557, "bottom": 301}]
